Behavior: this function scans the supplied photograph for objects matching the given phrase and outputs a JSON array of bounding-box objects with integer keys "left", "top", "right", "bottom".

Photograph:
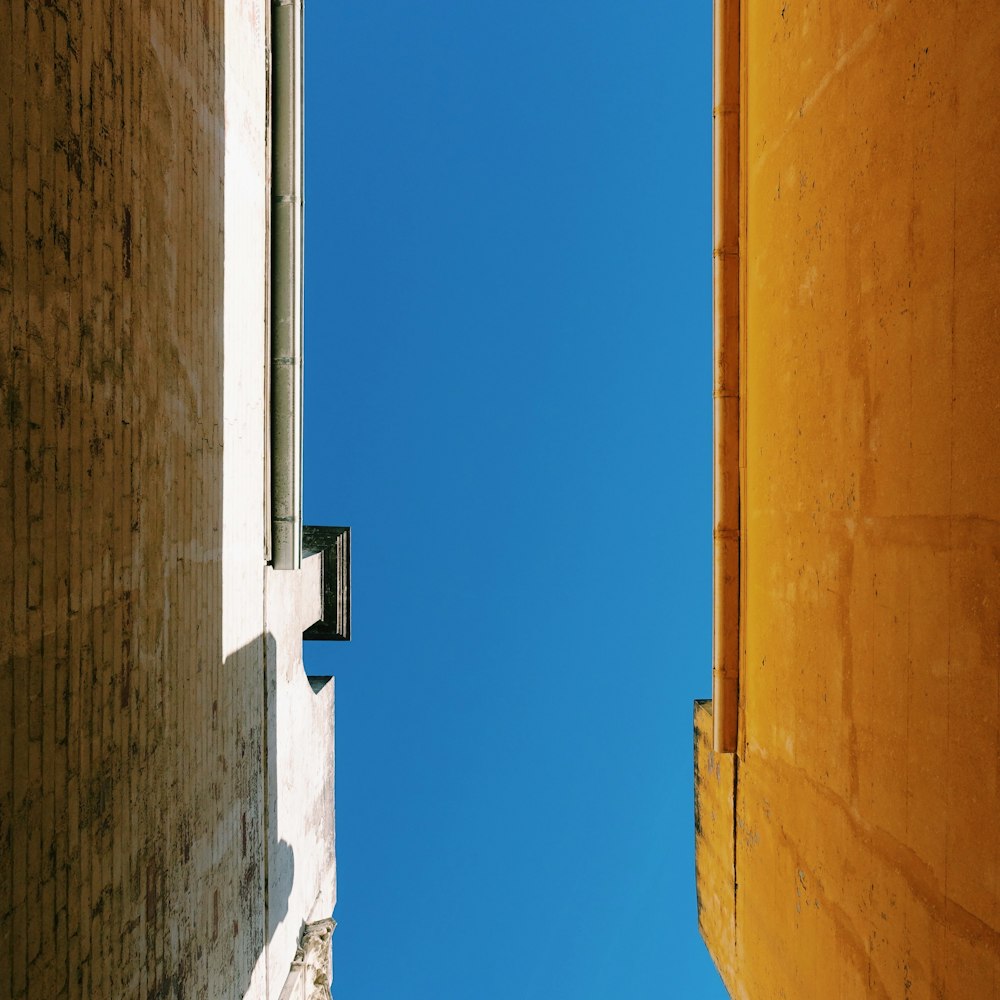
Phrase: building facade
[
  {"left": 0, "top": 2, "right": 340, "bottom": 997},
  {"left": 697, "top": 1, "right": 1000, "bottom": 997}
]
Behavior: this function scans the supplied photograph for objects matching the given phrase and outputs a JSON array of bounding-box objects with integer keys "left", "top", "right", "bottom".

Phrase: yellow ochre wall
[{"left": 697, "top": 1, "right": 1000, "bottom": 997}]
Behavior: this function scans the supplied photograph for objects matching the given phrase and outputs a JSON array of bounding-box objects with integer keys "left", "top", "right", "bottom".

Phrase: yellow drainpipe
[{"left": 712, "top": 0, "right": 740, "bottom": 753}]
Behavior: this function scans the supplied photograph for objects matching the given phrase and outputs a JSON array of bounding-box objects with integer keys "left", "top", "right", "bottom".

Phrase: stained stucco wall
[
  {"left": 0, "top": 2, "right": 334, "bottom": 997},
  {"left": 697, "top": 1, "right": 1000, "bottom": 996}
]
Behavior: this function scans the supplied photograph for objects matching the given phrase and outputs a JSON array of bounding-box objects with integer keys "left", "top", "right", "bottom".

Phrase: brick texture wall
[{"left": 0, "top": 2, "right": 269, "bottom": 996}]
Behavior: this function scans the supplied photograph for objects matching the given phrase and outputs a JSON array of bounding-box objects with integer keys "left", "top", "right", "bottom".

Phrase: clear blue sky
[{"left": 302, "top": 3, "right": 727, "bottom": 997}]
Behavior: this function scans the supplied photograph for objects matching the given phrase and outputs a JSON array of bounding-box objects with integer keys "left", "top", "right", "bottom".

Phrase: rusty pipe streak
[{"left": 712, "top": 0, "right": 740, "bottom": 754}]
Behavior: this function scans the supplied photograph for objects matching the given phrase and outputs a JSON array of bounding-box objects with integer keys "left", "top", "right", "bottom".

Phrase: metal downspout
[
  {"left": 712, "top": 0, "right": 740, "bottom": 752},
  {"left": 270, "top": 0, "right": 304, "bottom": 570}
]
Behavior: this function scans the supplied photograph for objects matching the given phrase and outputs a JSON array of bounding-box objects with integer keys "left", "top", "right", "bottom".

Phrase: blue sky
[{"left": 302, "top": 3, "right": 727, "bottom": 996}]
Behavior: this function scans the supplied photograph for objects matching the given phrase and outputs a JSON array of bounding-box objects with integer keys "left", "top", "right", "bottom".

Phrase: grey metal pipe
[{"left": 271, "top": 0, "right": 304, "bottom": 569}]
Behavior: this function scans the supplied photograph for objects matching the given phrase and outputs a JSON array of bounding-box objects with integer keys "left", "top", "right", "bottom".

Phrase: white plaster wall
[
  {"left": 224, "top": 2, "right": 335, "bottom": 996},
  {"left": 223, "top": 1, "right": 270, "bottom": 996},
  {"left": 265, "top": 555, "right": 338, "bottom": 995},
  {"left": 222, "top": 0, "right": 334, "bottom": 1000},
  {"left": 223, "top": 2, "right": 267, "bottom": 640}
]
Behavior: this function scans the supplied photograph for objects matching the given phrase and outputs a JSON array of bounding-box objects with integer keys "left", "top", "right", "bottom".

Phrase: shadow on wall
[
  {"left": 200, "top": 630, "right": 299, "bottom": 997},
  {"left": 264, "top": 631, "right": 296, "bottom": 944}
]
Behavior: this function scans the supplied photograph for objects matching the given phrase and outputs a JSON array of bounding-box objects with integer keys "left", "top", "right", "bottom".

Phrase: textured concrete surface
[
  {"left": 693, "top": 701, "right": 736, "bottom": 986},
  {"left": 697, "top": 1, "right": 1000, "bottom": 997},
  {"left": 0, "top": 2, "right": 335, "bottom": 997}
]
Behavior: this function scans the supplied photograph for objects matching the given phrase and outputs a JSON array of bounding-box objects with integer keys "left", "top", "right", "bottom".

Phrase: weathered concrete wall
[
  {"left": 0, "top": 2, "right": 334, "bottom": 997},
  {"left": 697, "top": 1, "right": 1000, "bottom": 997},
  {"left": 0, "top": 1, "right": 242, "bottom": 995}
]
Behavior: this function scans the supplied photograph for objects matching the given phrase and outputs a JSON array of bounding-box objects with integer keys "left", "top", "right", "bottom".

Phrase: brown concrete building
[
  {"left": 697, "top": 1, "right": 1000, "bottom": 997},
  {"left": 0, "top": 2, "right": 344, "bottom": 997}
]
